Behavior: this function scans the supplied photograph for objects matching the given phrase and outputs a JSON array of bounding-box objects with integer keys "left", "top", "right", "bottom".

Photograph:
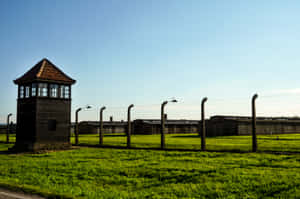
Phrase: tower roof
[{"left": 14, "top": 58, "right": 76, "bottom": 85}]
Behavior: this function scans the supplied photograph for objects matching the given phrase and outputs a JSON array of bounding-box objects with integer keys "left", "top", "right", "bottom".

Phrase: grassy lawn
[
  {"left": 0, "top": 143, "right": 300, "bottom": 198},
  {"left": 0, "top": 134, "right": 300, "bottom": 198},
  {"left": 1, "top": 133, "right": 300, "bottom": 152},
  {"left": 71, "top": 133, "right": 300, "bottom": 153}
]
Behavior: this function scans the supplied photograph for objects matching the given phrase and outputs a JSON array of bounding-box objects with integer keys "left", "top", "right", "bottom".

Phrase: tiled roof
[{"left": 14, "top": 58, "right": 76, "bottom": 84}]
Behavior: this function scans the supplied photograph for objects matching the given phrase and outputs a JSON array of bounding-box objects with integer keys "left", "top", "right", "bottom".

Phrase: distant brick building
[
  {"left": 77, "top": 116, "right": 300, "bottom": 136},
  {"left": 133, "top": 119, "right": 199, "bottom": 134},
  {"left": 78, "top": 121, "right": 127, "bottom": 134},
  {"left": 12, "top": 58, "right": 75, "bottom": 151},
  {"left": 206, "top": 116, "right": 300, "bottom": 136},
  {"left": 77, "top": 119, "right": 199, "bottom": 135}
]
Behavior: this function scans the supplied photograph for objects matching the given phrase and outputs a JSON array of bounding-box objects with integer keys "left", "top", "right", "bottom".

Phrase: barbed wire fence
[
  {"left": 67, "top": 92, "right": 300, "bottom": 152},
  {"left": 3, "top": 92, "right": 300, "bottom": 152}
]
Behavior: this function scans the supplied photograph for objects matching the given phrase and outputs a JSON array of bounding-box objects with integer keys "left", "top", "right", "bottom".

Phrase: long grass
[
  {"left": 70, "top": 133, "right": 300, "bottom": 152},
  {"left": 0, "top": 142, "right": 300, "bottom": 198},
  {"left": 1, "top": 133, "right": 300, "bottom": 198},
  {"left": 2, "top": 133, "right": 300, "bottom": 152},
  {"left": 0, "top": 134, "right": 300, "bottom": 198}
]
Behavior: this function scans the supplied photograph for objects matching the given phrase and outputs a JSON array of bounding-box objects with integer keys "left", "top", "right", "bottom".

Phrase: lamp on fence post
[
  {"left": 161, "top": 99, "right": 177, "bottom": 149},
  {"left": 201, "top": 97, "right": 208, "bottom": 151},
  {"left": 99, "top": 106, "right": 106, "bottom": 145},
  {"left": 75, "top": 105, "right": 91, "bottom": 145},
  {"left": 252, "top": 94, "right": 258, "bottom": 152},
  {"left": 127, "top": 104, "right": 134, "bottom": 148},
  {"left": 6, "top": 113, "right": 12, "bottom": 143}
]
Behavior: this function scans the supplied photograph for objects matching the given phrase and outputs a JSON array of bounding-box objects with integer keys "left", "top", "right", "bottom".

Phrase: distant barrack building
[
  {"left": 134, "top": 119, "right": 199, "bottom": 134},
  {"left": 207, "top": 115, "right": 300, "bottom": 136},
  {"left": 77, "top": 119, "right": 199, "bottom": 135},
  {"left": 77, "top": 116, "right": 300, "bottom": 136},
  {"left": 78, "top": 121, "right": 127, "bottom": 134}
]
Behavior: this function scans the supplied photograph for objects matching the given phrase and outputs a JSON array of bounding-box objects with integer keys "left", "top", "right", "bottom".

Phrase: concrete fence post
[
  {"left": 99, "top": 106, "right": 106, "bottom": 145},
  {"left": 75, "top": 108, "right": 82, "bottom": 145},
  {"left": 74, "top": 106, "right": 91, "bottom": 145},
  {"left": 6, "top": 113, "right": 12, "bottom": 143},
  {"left": 127, "top": 104, "right": 134, "bottom": 148},
  {"left": 252, "top": 94, "right": 258, "bottom": 152},
  {"left": 161, "top": 101, "right": 168, "bottom": 149},
  {"left": 201, "top": 97, "right": 208, "bottom": 151},
  {"left": 160, "top": 99, "right": 177, "bottom": 149}
]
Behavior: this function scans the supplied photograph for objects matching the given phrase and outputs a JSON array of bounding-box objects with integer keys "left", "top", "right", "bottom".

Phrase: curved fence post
[
  {"left": 252, "top": 94, "right": 258, "bottom": 152},
  {"left": 99, "top": 106, "right": 106, "bottom": 145},
  {"left": 75, "top": 108, "right": 82, "bottom": 145},
  {"left": 127, "top": 104, "right": 134, "bottom": 148},
  {"left": 161, "top": 101, "right": 168, "bottom": 149},
  {"left": 201, "top": 97, "right": 208, "bottom": 151},
  {"left": 6, "top": 113, "right": 12, "bottom": 143}
]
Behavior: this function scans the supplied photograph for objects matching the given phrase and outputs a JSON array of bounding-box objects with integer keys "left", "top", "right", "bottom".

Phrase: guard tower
[{"left": 13, "top": 58, "right": 76, "bottom": 151}]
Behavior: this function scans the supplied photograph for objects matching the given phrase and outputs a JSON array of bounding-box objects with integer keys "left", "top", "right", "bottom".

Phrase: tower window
[
  {"left": 19, "top": 86, "right": 24, "bottom": 98},
  {"left": 25, "top": 86, "right": 30, "bottom": 98},
  {"left": 64, "top": 86, "right": 70, "bottom": 99},
  {"left": 59, "top": 85, "right": 70, "bottom": 99},
  {"left": 50, "top": 84, "right": 58, "bottom": 98},
  {"left": 38, "top": 83, "right": 48, "bottom": 97},
  {"left": 32, "top": 83, "right": 37, "bottom": 97},
  {"left": 60, "top": 85, "right": 65, "bottom": 98}
]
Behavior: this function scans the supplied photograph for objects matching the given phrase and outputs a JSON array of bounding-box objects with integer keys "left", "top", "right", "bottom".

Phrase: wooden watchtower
[{"left": 12, "top": 58, "right": 76, "bottom": 151}]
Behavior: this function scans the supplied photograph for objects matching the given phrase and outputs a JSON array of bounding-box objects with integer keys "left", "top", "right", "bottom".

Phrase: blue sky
[{"left": 1, "top": 0, "right": 300, "bottom": 123}]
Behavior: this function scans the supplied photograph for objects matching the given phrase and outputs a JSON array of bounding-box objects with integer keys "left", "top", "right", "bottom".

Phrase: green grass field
[
  {"left": 2, "top": 133, "right": 300, "bottom": 152},
  {"left": 68, "top": 133, "right": 300, "bottom": 152},
  {"left": 0, "top": 133, "right": 300, "bottom": 198}
]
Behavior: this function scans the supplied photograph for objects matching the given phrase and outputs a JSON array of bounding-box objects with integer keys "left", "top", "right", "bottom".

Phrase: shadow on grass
[
  {"left": 0, "top": 150, "right": 15, "bottom": 155},
  {"left": 171, "top": 135, "right": 250, "bottom": 139},
  {"left": 171, "top": 135, "right": 200, "bottom": 138},
  {"left": 75, "top": 143, "right": 300, "bottom": 155},
  {"left": 258, "top": 138, "right": 300, "bottom": 141},
  {"left": 76, "top": 143, "right": 250, "bottom": 153},
  {"left": 0, "top": 141, "right": 14, "bottom": 144},
  {"left": 77, "top": 134, "right": 126, "bottom": 138},
  {"left": 104, "top": 134, "right": 126, "bottom": 137}
]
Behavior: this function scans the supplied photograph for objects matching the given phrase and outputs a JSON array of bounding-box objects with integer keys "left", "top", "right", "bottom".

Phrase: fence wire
[
  {"left": 2, "top": 92, "right": 300, "bottom": 152},
  {"left": 70, "top": 92, "right": 300, "bottom": 152}
]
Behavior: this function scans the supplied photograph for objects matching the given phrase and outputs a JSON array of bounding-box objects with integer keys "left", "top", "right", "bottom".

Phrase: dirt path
[{"left": 0, "top": 188, "right": 45, "bottom": 199}]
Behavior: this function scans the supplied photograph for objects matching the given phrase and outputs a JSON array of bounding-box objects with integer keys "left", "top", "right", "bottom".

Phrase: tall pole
[
  {"left": 201, "top": 97, "right": 208, "bottom": 151},
  {"left": 6, "top": 113, "right": 12, "bottom": 143},
  {"left": 127, "top": 104, "right": 134, "bottom": 148},
  {"left": 75, "top": 108, "right": 82, "bottom": 145},
  {"left": 252, "top": 94, "right": 258, "bottom": 152},
  {"left": 99, "top": 106, "right": 106, "bottom": 145},
  {"left": 161, "top": 101, "right": 168, "bottom": 149}
]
